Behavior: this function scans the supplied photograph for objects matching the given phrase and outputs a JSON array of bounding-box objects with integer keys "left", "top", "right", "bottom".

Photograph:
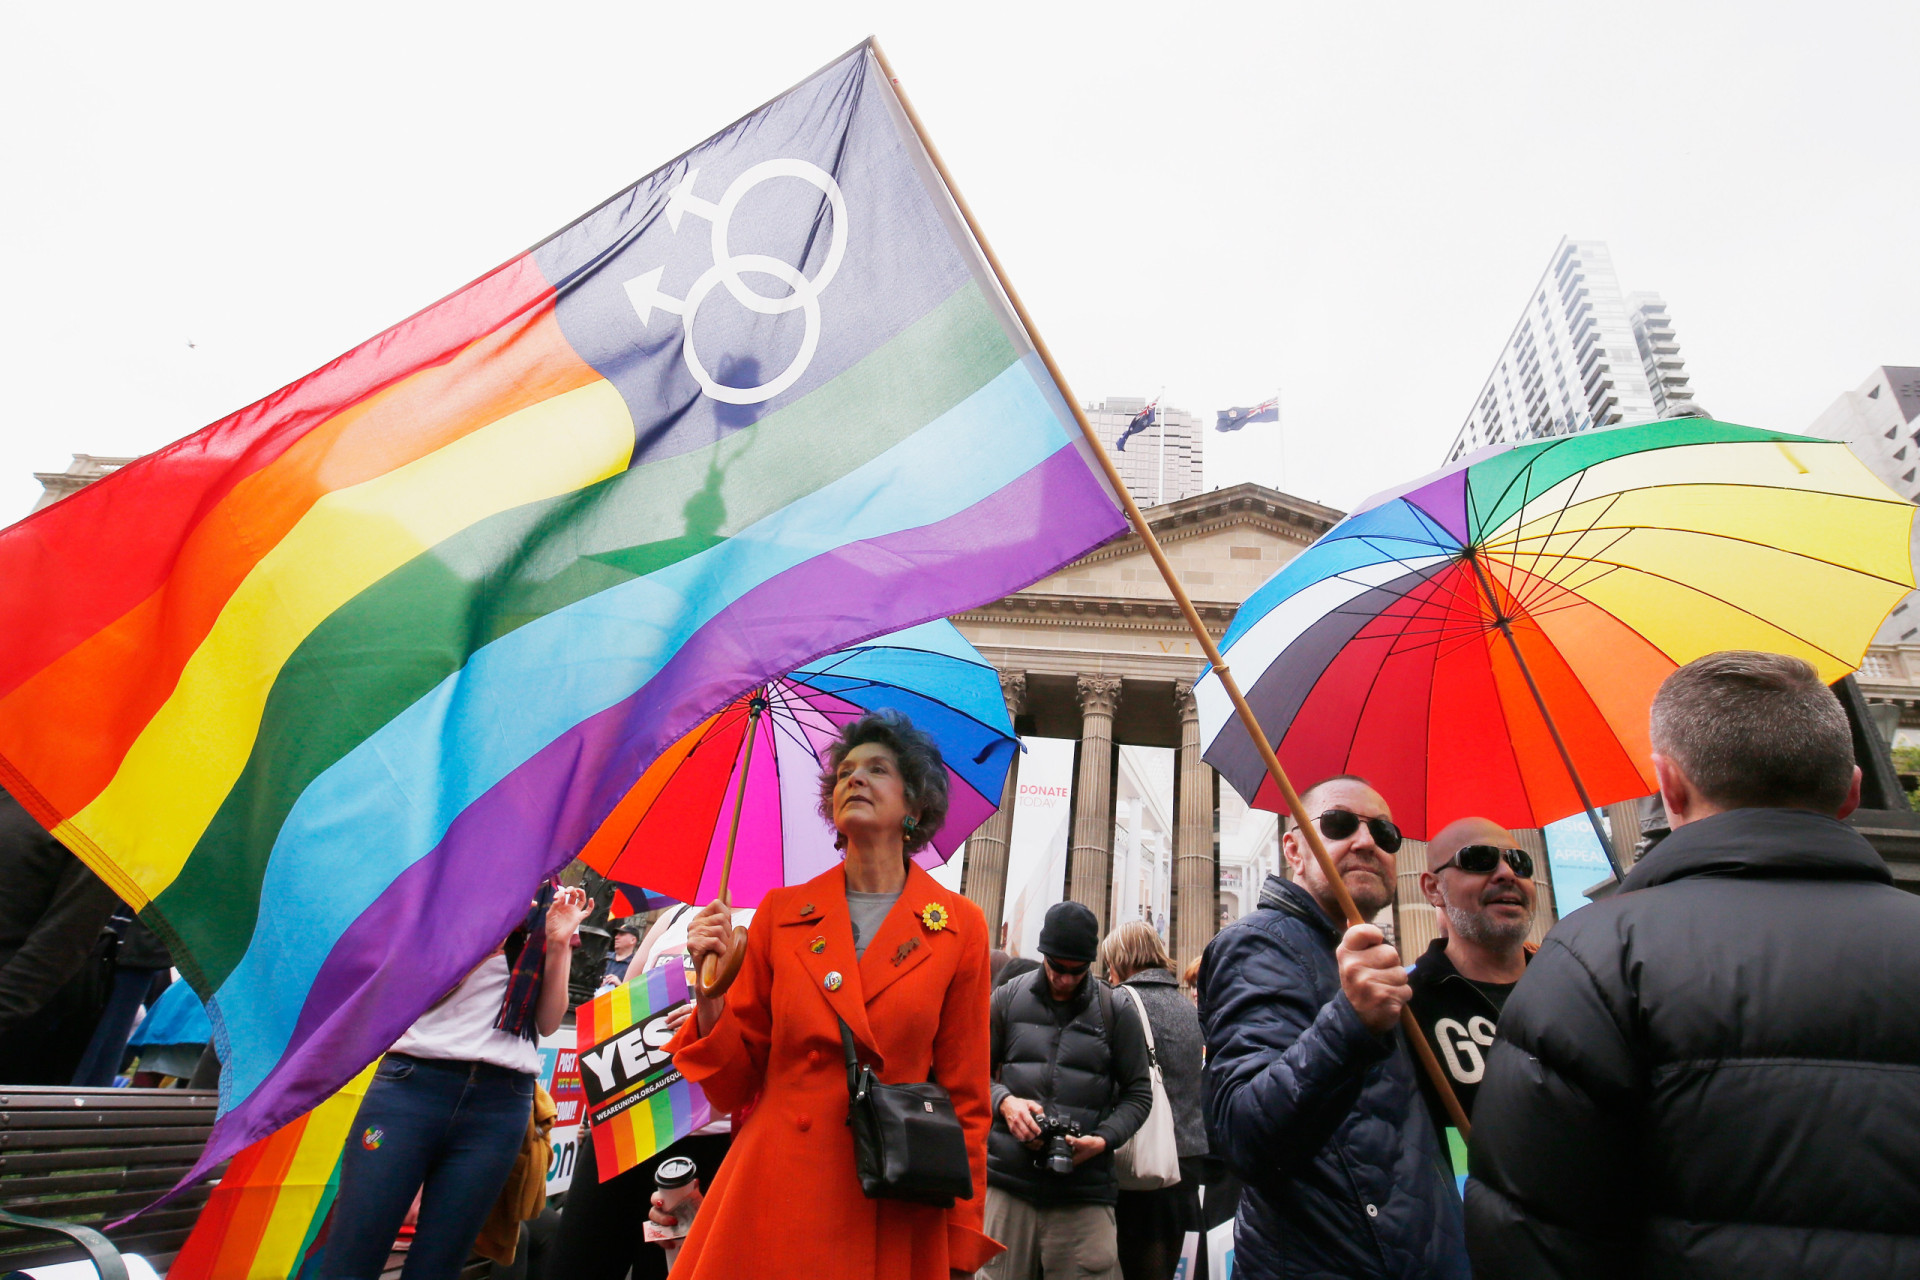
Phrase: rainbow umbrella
[
  {"left": 1196, "top": 419, "right": 1915, "bottom": 869},
  {"left": 579, "top": 619, "right": 1016, "bottom": 911}
]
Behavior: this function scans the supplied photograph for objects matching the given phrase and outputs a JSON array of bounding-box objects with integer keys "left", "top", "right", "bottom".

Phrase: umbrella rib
[
  {"left": 1327, "top": 571, "right": 1451, "bottom": 770},
  {"left": 1499, "top": 553, "right": 1859, "bottom": 666},
  {"left": 1497, "top": 521, "right": 1639, "bottom": 614},
  {"left": 1491, "top": 522, "right": 1918, "bottom": 592},
  {"left": 1514, "top": 486, "right": 1618, "bottom": 588}
]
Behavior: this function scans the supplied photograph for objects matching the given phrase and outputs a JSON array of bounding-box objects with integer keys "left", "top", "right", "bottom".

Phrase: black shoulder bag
[{"left": 839, "top": 1016, "right": 974, "bottom": 1207}]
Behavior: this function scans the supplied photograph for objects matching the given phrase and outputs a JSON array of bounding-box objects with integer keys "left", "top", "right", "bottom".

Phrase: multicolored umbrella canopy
[
  {"left": 1198, "top": 419, "right": 1916, "bottom": 841},
  {"left": 580, "top": 619, "right": 1015, "bottom": 909}
]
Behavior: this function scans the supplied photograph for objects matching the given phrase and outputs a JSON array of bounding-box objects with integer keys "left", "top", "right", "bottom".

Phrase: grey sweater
[{"left": 1120, "top": 967, "right": 1210, "bottom": 1160}]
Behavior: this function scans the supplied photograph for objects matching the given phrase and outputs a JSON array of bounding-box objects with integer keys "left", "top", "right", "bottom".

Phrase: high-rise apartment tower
[
  {"left": 1446, "top": 240, "right": 1698, "bottom": 462},
  {"left": 1086, "top": 396, "right": 1204, "bottom": 507}
]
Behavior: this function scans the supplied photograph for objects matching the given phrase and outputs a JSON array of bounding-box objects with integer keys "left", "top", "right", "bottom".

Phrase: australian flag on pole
[
  {"left": 1217, "top": 396, "right": 1279, "bottom": 432},
  {"left": 1115, "top": 400, "right": 1158, "bottom": 452}
]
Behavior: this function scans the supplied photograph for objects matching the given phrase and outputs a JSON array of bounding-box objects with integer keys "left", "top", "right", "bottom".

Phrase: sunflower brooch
[{"left": 920, "top": 902, "right": 950, "bottom": 933}]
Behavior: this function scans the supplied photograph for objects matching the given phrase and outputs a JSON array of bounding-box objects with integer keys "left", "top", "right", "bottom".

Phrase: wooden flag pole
[
  {"left": 871, "top": 40, "right": 1472, "bottom": 1138},
  {"left": 698, "top": 694, "right": 764, "bottom": 997}
]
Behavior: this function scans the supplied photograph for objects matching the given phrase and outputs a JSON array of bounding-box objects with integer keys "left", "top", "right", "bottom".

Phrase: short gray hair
[{"left": 1649, "top": 651, "right": 1854, "bottom": 814}]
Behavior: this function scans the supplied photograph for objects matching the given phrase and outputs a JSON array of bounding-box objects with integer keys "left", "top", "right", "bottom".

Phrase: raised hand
[
  {"left": 1338, "top": 922, "right": 1410, "bottom": 1035},
  {"left": 545, "top": 884, "right": 594, "bottom": 949}
]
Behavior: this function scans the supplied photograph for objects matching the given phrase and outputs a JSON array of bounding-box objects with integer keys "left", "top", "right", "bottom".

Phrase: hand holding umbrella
[{"left": 581, "top": 620, "right": 1017, "bottom": 999}]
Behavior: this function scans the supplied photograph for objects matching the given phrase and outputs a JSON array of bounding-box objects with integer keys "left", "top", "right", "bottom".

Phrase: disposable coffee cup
[{"left": 647, "top": 1155, "right": 702, "bottom": 1265}]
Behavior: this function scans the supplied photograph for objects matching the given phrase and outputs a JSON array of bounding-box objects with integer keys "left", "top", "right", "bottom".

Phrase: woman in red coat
[{"left": 660, "top": 710, "right": 1003, "bottom": 1280}]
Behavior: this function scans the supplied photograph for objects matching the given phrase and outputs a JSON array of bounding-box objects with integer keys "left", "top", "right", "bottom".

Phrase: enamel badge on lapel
[
  {"left": 920, "top": 902, "right": 950, "bottom": 932},
  {"left": 892, "top": 937, "right": 921, "bottom": 966},
  {"left": 824, "top": 970, "right": 844, "bottom": 992},
  {"left": 810, "top": 936, "right": 826, "bottom": 954},
  {"left": 800, "top": 902, "right": 815, "bottom": 917}
]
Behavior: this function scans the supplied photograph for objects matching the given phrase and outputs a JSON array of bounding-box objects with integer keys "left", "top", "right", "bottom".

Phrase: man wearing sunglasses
[
  {"left": 1406, "top": 817, "right": 1536, "bottom": 1174},
  {"left": 1199, "top": 776, "right": 1467, "bottom": 1280}
]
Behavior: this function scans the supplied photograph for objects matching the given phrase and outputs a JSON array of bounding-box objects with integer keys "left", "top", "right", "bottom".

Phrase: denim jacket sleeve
[{"left": 1202, "top": 917, "right": 1394, "bottom": 1180}]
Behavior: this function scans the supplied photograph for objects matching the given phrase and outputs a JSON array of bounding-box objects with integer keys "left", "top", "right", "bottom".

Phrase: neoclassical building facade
[{"left": 949, "top": 481, "right": 1345, "bottom": 973}]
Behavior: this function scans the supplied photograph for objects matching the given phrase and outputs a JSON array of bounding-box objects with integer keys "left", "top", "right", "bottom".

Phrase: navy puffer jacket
[{"left": 1200, "top": 875, "right": 1466, "bottom": 1280}]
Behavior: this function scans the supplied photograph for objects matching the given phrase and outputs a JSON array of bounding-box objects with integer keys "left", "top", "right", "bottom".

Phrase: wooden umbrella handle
[{"left": 697, "top": 925, "right": 749, "bottom": 998}]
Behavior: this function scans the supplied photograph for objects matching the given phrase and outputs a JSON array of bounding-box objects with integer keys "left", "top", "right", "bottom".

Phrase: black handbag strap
[{"left": 839, "top": 1014, "right": 864, "bottom": 1097}]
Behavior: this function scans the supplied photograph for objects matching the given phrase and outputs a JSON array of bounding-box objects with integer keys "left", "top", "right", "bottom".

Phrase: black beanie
[{"left": 1037, "top": 902, "right": 1100, "bottom": 964}]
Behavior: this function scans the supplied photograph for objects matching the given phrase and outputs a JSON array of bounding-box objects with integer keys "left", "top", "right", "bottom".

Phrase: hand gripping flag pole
[{"left": 872, "top": 40, "right": 1474, "bottom": 1140}]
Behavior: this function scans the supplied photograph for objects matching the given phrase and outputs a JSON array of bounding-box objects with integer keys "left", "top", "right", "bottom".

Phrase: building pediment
[{"left": 1011, "top": 482, "right": 1342, "bottom": 609}]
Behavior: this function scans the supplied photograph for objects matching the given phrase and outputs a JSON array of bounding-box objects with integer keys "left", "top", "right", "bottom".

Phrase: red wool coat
[{"left": 664, "top": 863, "right": 1003, "bottom": 1279}]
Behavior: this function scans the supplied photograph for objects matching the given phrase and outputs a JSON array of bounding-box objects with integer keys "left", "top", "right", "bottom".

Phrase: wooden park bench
[{"left": 0, "top": 1085, "right": 222, "bottom": 1277}]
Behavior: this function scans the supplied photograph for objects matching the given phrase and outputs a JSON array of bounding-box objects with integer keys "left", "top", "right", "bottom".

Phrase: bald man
[
  {"left": 1199, "top": 775, "right": 1466, "bottom": 1280},
  {"left": 1406, "top": 817, "right": 1537, "bottom": 1171}
]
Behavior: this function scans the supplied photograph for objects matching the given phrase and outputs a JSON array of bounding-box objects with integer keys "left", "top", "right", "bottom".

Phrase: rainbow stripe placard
[
  {"left": 168, "top": 1063, "right": 376, "bottom": 1280},
  {"left": 576, "top": 961, "right": 712, "bottom": 1181}
]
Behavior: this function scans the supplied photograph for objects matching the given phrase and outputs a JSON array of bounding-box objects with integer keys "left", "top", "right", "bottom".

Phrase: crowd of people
[{"left": 4, "top": 650, "right": 1918, "bottom": 1279}]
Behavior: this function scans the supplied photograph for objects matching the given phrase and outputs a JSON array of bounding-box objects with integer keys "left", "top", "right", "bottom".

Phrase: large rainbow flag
[
  {"left": 167, "top": 1064, "right": 377, "bottom": 1280},
  {"left": 0, "top": 40, "right": 1125, "bottom": 1199}
]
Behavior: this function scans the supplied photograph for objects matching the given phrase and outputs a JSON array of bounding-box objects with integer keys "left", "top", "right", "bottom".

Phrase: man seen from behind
[{"left": 1467, "top": 651, "right": 1920, "bottom": 1276}]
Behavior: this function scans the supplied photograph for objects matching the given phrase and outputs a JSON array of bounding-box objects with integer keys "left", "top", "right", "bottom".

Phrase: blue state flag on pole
[
  {"left": 1115, "top": 400, "right": 1158, "bottom": 452},
  {"left": 1217, "top": 396, "right": 1279, "bottom": 432}
]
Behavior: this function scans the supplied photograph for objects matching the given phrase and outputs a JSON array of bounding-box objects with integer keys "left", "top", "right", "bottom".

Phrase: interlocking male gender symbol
[{"left": 622, "top": 159, "right": 849, "bottom": 406}]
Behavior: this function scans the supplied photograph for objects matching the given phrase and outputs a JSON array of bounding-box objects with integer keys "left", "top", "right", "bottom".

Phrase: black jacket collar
[
  {"left": 1257, "top": 873, "right": 1341, "bottom": 942},
  {"left": 1619, "top": 806, "right": 1892, "bottom": 893},
  {"left": 1407, "top": 935, "right": 1530, "bottom": 997}
]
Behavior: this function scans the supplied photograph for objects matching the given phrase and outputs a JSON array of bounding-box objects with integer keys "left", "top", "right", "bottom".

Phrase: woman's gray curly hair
[{"left": 816, "top": 709, "right": 949, "bottom": 855}]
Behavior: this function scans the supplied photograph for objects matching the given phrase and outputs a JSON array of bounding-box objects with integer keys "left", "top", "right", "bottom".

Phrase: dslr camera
[{"left": 1033, "top": 1113, "right": 1084, "bottom": 1176}]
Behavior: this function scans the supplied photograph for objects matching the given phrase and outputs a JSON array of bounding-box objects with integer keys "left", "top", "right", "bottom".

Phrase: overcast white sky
[{"left": 3, "top": 1, "right": 1916, "bottom": 521}]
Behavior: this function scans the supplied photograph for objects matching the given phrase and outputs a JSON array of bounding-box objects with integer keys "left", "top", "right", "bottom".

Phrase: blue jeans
[{"left": 316, "top": 1053, "right": 535, "bottom": 1280}]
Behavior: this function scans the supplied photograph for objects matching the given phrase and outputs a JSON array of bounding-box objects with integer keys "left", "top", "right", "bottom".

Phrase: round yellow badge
[{"left": 921, "top": 902, "right": 950, "bottom": 932}]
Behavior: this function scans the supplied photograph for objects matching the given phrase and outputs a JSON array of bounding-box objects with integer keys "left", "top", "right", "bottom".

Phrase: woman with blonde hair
[{"left": 1101, "top": 920, "right": 1212, "bottom": 1280}]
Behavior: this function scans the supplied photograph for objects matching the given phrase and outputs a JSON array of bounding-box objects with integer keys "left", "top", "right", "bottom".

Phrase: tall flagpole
[
  {"left": 871, "top": 40, "right": 1474, "bottom": 1139},
  {"left": 1155, "top": 392, "right": 1166, "bottom": 507}
]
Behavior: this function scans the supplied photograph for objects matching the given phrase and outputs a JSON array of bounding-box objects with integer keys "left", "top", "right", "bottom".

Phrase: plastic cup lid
[{"left": 655, "top": 1155, "right": 699, "bottom": 1189}]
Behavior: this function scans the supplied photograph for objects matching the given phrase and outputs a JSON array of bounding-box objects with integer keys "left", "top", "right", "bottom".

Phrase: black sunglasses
[
  {"left": 1312, "top": 809, "right": 1403, "bottom": 854},
  {"left": 1044, "top": 957, "right": 1090, "bottom": 978},
  {"left": 1436, "top": 844, "right": 1534, "bottom": 879}
]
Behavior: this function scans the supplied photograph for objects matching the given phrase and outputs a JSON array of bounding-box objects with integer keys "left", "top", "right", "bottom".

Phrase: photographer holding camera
[{"left": 981, "top": 903, "right": 1152, "bottom": 1280}]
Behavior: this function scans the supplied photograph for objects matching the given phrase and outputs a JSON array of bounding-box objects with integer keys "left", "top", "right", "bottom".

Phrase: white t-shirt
[{"left": 391, "top": 952, "right": 543, "bottom": 1075}]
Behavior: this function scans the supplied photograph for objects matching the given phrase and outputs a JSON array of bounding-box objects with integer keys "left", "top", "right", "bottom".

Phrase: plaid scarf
[{"left": 494, "top": 880, "right": 555, "bottom": 1040}]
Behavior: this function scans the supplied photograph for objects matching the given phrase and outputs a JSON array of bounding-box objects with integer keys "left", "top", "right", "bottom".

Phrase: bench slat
[
  {"left": 0, "top": 1165, "right": 185, "bottom": 1198},
  {"left": 1, "top": 1185, "right": 214, "bottom": 1222},
  {"left": 0, "top": 1089, "right": 218, "bottom": 1109},
  {"left": 1, "top": 1108, "right": 222, "bottom": 1131},
  {"left": 0, "top": 1125, "right": 214, "bottom": 1150},
  {"left": 0, "top": 1143, "right": 214, "bottom": 1174}
]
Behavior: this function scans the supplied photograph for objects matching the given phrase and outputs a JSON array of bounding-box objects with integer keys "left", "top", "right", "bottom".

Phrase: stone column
[
  {"left": 1512, "top": 827, "right": 1556, "bottom": 946},
  {"left": 1171, "top": 681, "right": 1218, "bottom": 979},
  {"left": 1067, "top": 674, "right": 1123, "bottom": 931},
  {"left": 960, "top": 672, "right": 1026, "bottom": 943},
  {"left": 1392, "top": 837, "right": 1437, "bottom": 960}
]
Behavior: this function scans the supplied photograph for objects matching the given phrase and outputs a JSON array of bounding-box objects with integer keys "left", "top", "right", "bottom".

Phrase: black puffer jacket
[
  {"left": 1466, "top": 807, "right": 1920, "bottom": 1277},
  {"left": 988, "top": 967, "right": 1153, "bottom": 1204},
  {"left": 1200, "top": 875, "right": 1466, "bottom": 1280}
]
